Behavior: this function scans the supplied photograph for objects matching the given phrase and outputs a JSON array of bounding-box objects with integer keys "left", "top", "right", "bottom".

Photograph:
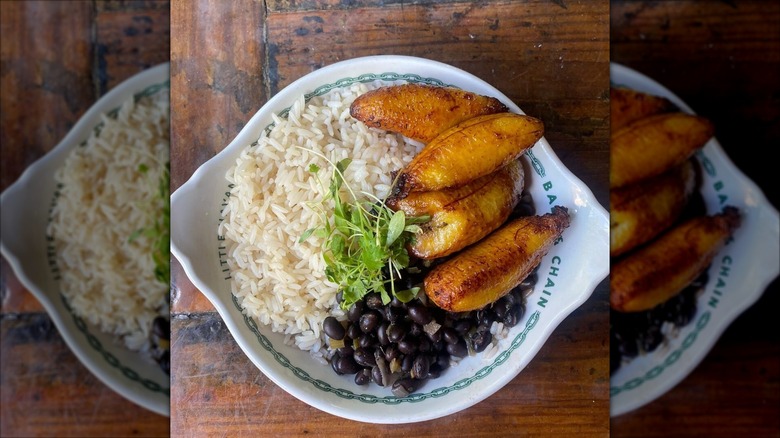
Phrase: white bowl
[
  {"left": 171, "top": 55, "right": 609, "bottom": 423},
  {"left": 0, "top": 63, "right": 171, "bottom": 417},
  {"left": 609, "top": 63, "right": 780, "bottom": 417}
]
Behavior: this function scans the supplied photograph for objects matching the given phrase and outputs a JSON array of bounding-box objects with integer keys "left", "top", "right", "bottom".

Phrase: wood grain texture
[
  {"left": 169, "top": 0, "right": 266, "bottom": 192},
  {"left": 170, "top": 0, "right": 609, "bottom": 435},
  {"left": 171, "top": 283, "right": 610, "bottom": 436},
  {"left": 0, "top": 2, "right": 170, "bottom": 436},
  {"left": 611, "top": 1, "right": 780, "bottom": 436},
  {"left": 0, "top": 314, "right": 169, "bottom": 437},
  {"left": 0, "top": 0, "right": 94, "bottom": 193}
]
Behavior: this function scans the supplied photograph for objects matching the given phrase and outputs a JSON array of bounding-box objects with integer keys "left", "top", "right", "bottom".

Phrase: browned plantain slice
[
  {"left": 610, "top": 207, "right": 741, "bottom": 312},
  {"left": 611, "top": 112, "right": 713, "bottom": 188},
  {"left": 611, "top": 87, "right": 675, "bottom": 132},
  {"left": 610, "top": 159, "right": 697, "bottom": 257},
  {"left": 389, "top": 159, "right": 524, "bottom": 260},
  {"left": 350, "top": 83, "right": 507, "bottom": 143},
  {"left": 425, "top": 206, "right": 570, "bottom": 312},
  {"left": 394, "top": 113, "right": 543, "bottom": 197}
]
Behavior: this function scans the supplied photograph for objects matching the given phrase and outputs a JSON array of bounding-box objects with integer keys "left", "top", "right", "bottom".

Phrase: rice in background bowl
[{"left": 48, "top": 90, "right": 170, "bottom": 357}]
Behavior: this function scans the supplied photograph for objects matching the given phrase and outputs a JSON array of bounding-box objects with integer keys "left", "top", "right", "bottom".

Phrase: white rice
[
  {"left": 219, "top": 83, "right": 423, "bottom": 356},
  {"left": 48, "top": 90, "right": 170, "bottom": 352}
]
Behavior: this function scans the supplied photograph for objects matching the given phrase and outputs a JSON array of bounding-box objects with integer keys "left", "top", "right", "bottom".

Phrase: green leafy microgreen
[{"left": 297, "top": 150, "right": 429, "bottom": 310}]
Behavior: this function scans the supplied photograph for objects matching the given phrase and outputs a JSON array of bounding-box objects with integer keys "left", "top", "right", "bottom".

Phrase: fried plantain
[
  {"left": 611, "top": 112, "right": 713, "bottom": 188},
  {"left": 610, "top": 207, "right": 741, "bottom": 312},
  {"left": 394, "top": 113, "right": 543, "bottom": 197},
  {"left": 389, "top": 159, "right": 524, "bottom": 260},
  {"left": 610, "top": 87, "right": 675, "bottom": 132},
  {"left": 350, "top": 83, "right": 508, "bottom": 143},
  {"left": 610, "top": 159, "right": 697, "bottom": 257},
  {"left": 424, "top": 206, "right": 570, "bottom": 312}
]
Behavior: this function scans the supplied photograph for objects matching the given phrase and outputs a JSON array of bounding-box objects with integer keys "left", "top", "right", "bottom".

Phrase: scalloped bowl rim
[
  {"left": 171, "top": 55, "right": 609, "bottom": 423},
  {"left": 609, "top": 62, "right": 780, "bottom": 417},
  {"left": 0, "top": 63, "right": 171, "bottom": 417}
]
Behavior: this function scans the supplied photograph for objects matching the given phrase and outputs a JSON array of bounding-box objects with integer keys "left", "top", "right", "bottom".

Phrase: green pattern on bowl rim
[
  {"left": 44, "top": 80, "right": 171, "bottom": 397},
  {"left": 217, "top": 72, "right": 559, "bottom": 402}
]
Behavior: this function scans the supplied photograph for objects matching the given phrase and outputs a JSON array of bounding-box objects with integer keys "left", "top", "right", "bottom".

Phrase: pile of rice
[
  {"left": 219, "top": 83, "right": 424, "bottom": 358},
  {"left": 48, "top": 90, "right": 170, "bottom": 352}
]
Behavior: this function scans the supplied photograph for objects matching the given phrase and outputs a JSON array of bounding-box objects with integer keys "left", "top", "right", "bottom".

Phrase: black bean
[
  {"left": 493, "top": 298, "right": 513, "bottom": 320},
  {"left": 392, "top": 378, "right": 419, "bottom": 397},
  {"left": 336, "top": 355, "right": 361, "bottom": 375},
  {"left": 411, "top": 355, "right": 430, "bottom": 379},
  {"left": 436, "top": 352, "right": 451, "bottom": 370},
  {"left": 354, "top": 347, "right": 377, "bottom": 367},
  {"left": 387, "top": 323, "right": 406, "bottom": 343},
  {"left": 336, "top": 345, "right": 354, "bottom": 357},
  {"left": 407, "top": 302, "right": 433, "bottom": 325},
  {"left": 377, "top": 322, "right": 389, "bottom": 346},
  {"left": 348, "top": 301, "right": 364, "bottom": 322},
  {"left": 346, "top": 323, "right": 361, "bottom": 341},
  {"left": 355, "top": 368, "right": 371, "bottom": 385},
  {"left": 335, "top": 291, "right": 344, "bottom": 304},
  {"left": 371, "top": 366, "right": 384, "bottom": 386},
  {"left": 676, "top": 301, "right": 697, "bottom": 327},
  {"left": 503, "top": 304, "right": 524, "bottom": 327},
  {"left": 365, "top": 292, "right": 384, "bottom": 310},
  {"left": 641, "top": 326, "right": 663, "bottom": 353},
  {"left": 428, "top": 363, "right": 442, "bottom": 379},
  {"left": 386, "top": 305, "right": 406, "bottom": 323},
  {"left": 446, "top": 339, "right": 468, "bottom": 358},
  {"left": 453, "top": 319, "right": 472, "bottom": 335},
  {"left": 520, "top": 272, "right": 537, "bottom": 289},
  {"left": 401, "top": 354, "right": 415, "bottom": 373},
  {"left": 323, "top": 316, "right": 345, "bottom": 340},
  {"left": 616, "top": 333, "right": 638, "bottom": 359},
  {"left": 470, "top": 326, "right": 492, "bottom": 353},
  {"left": 360, "top": 311, "right": 381, "bottom": 333},
  {"left": 418, "top": 336, "right": 431, "bottom": 353},
  {"left": 390, "top": 295, "right": 405, "bottom": 308},
  {"left": 476, "top": 309, "right": 494, "bottom": 327},
  {"left": 442, "top": 327, "right": 459, "bottom": 345},
  {"left": 514, "top": 201, "right": 535, "bottom": 218},
  {"left": 358, "top": 334, "right": 376, "bottom": 349},
  {"left": 398, "top": 337, "right": 418, "bottom": 355},
  {"left": 431, "top": 338, "right": 445, "bottom": 353},
  {"left": 384, "top": 345, "right": 400, "bottom": 362},
  {"left": 331, "top": 353, "right": 343, "bottom": 375}
]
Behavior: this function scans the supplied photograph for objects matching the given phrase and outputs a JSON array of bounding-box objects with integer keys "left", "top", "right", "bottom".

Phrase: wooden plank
[
  {"left": 171, "top": 259, "right": 216, "bottom": 313},
  {"left": 265, "top": 1, "right": 610, "bottom": 203},
  {"left": 0, "top": 0, "right": 94, "bottom": 192},
  {"left": 94, "top": 1, "right": 171, "bottom": 93},
  {"left": 171, "top": 284, "right": 609, "bottom": 435},
  {"left": 1, "top": 260, "right": 44, "bottom": 313},
  {"left": 170, "top": 0, "right": 267, "bottom": 191},
  {"left": 0, "top": 314, "right": 168, "bottom": 437}
]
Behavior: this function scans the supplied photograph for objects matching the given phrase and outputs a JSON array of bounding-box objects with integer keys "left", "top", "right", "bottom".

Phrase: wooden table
[
  {"left": 0, "top": 2, "right": 170, "bottom": 436},
  {"left": 610, "top": 2, "right": 780, "bottom": 436},
  {"left": 170, "top": 0, "right": 610, "bottom": 436}
]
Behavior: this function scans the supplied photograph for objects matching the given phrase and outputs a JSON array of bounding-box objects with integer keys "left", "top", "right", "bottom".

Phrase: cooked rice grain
[
  {"left": 49, "top": 91, "right": 170, "bottom": 352},
  {"left": 220, "top": 83, "right": 422, "bottom": 354}
]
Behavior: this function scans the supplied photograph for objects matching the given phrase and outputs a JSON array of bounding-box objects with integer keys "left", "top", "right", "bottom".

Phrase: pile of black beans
[
  {"left": 610, "top": 271, "right": 707, "bottom": 374},
  {"left": 323, "top": 277, "right": 532, "bottom": 396}
]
